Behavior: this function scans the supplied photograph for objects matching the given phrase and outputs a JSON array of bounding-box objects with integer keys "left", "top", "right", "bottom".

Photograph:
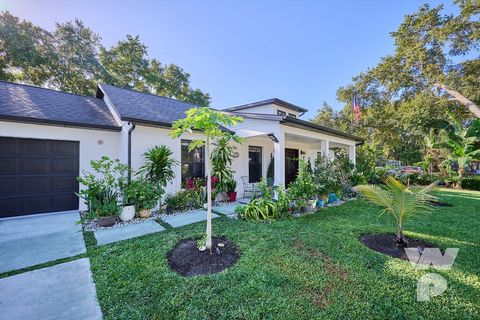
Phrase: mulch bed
[
  {"left": 167, "top": 236, "right": 241, "bottom": 276},
  {"left": 427, "top": 200, "right": 453, "bottom": 207},
  {"left": 360, "top": 234, "right": 436, "bottom": 260}
]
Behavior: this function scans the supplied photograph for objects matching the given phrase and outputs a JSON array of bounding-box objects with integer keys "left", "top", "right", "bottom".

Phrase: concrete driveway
[{"left": 0, "top": 210, "right": 86, "bottom": 273}]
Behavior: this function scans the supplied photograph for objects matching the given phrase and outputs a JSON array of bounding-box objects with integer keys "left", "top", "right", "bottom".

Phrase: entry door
[
  {"left": 0, "top": 137, "right": 79, "bottom": 218},
  {"left": 285, "top": 148, "right": 299, "bottom": 186}
]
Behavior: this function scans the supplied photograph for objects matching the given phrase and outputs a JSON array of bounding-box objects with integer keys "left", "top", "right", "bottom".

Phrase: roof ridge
[
  {"left": 0, "top": 80, "right": 99, "bottom": 100},
  {"left": 100, "top": 83, "right": 201, "bottom": 108}
]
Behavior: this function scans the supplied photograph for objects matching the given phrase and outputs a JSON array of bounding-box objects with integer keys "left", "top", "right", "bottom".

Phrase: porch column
[
  {"left": 321, "top": 140, "right": 331, "bottom": 160},
  {"left": 273, "top": 130, "right": 285, "bottom": 186},
  {"left": 348, "top": 144, "right": 356, "bottom": 165}
]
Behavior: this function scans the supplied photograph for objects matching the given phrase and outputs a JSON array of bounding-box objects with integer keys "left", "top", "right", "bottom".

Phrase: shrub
[
  {"left": 237, "top": 197, "right": 278, "bottom": 221},
  {"left": 312, "top": 156, "right": 340, "bottom": 195},
  {"left": 461, "top": 177, "right": 480, "bottom": 191},
  {"left": 92, "top": 187, "right": 121, "bottom": 217},
  {"left": 130, "top": 180, "right": 160, "bottom": 210},
  {"left": 164, "top": 189, "right": 204, "bottom": 212},
  {"left": 290, "top": 160, "right": 318, "bottom": 200}
]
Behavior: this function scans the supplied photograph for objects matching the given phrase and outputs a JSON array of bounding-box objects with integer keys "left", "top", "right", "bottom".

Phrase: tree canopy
[
  {"left": 0, "top": 11, "right": 210, "bottom": 106},
  {"left": 312, "top": 1, "right": 480, "bottom": 165}
]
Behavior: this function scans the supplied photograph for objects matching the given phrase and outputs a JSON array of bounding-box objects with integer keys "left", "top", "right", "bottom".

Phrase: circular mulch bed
[
  {"left": 360, "top": 234, "right": 436, "bottom": 260},
  {"left": 167, "top": 236, "right": 241, "bottom": 276}
]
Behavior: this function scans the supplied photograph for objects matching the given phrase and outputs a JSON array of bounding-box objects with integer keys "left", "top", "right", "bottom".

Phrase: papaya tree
[{"left": 170, "top": 108, "right": 243, "bottom": 250}]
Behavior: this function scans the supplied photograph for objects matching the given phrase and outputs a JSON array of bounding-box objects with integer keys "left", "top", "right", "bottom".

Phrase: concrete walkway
[
  {"left": 162, "top": 209, "right": 219, "bottom": 228},
  {"left": 94, "top": 220, "right": 165, "bottom": 245},
  {"left": 0, "top": 258, "right": 102, "bottom": 320},
  {"left": 0, "top": 210, "right": 86, "bottom": 273},
  {"left": 213, "top": 203, "right": 244, "bottom": 216}
]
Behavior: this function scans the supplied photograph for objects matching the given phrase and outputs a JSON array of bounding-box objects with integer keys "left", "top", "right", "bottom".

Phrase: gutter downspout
[{"left": 127, "top": 122, "right": 136, "bottom": 183}]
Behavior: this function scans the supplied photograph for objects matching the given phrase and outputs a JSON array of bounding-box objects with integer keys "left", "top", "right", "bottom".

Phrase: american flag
[{"left": 353, "top": 94, "right": 361, "bottom": 124}]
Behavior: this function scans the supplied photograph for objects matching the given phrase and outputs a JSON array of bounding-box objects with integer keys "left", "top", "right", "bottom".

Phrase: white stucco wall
[{"left": 0, "top": 121, "right": 121, "bottom": 211}]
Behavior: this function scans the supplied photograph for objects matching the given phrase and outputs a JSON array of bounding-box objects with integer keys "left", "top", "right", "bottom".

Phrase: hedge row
[{"left": 461, "top": 177, "right": 480, "bottom": 191}]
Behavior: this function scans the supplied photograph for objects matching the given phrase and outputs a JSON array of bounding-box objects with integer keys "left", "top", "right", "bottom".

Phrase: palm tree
[
  {"left": 436, "top": 117, "right": 480, "bottom": 180},
  {"left": 357, "top": 177, "right": 437, "bottom": 246}
]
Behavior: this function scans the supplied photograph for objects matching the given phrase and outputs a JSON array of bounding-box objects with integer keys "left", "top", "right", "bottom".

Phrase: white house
[{"left": 0, "top": 81, "right": 363, "bottom": 218}]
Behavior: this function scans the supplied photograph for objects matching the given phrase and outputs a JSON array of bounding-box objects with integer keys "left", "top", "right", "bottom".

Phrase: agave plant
[{"left": 356, "top": 177, "right": 437, "bottom": 246}]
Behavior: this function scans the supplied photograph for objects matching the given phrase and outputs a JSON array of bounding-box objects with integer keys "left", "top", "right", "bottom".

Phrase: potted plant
[
  {"left": 133, "top": 181, "right": 160, "bottom": 218},
  {"left": 309, "top": 195, "right": 317, "bottom": 209},
  {"left": 93, "top": 187, "right": 120, "bottom": 227},
  {"left": 164, "top": 194, "right": 176, "bottom": 214},
  {"left": 226, "top": 179, "right": 237, "bottom": 202},
  {"left": 119, "top": 179, "right": 137, "bottom": 221}
]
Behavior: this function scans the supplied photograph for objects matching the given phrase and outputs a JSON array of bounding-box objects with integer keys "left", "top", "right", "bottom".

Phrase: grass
[{"left": 38, "top": 189, "right": 480, "bottom": 318}]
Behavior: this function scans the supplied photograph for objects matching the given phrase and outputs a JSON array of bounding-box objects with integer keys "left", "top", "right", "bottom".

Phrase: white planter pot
[{"left": 120, "top": 205, "right": 135, "bottom": 221}]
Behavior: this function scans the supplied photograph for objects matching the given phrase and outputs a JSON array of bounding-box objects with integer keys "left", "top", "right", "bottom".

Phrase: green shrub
[
  {"left": 91, "top": 187, "right": 121, "bottom": 217},
  {"left": 461, "top": 177, "right": 480, "bottom": 191},
  {"left": 164, "top": 189, "right": 204, "bottom": 212},
  {"left": 237, "top": 197, "right": 278, "bottom": 221},
  {"left": 130, "top": 180, "right": 160, "bottom": 210}
]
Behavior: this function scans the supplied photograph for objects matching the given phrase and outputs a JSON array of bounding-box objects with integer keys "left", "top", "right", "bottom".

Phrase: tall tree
[
  {"left": 0, "top": 11, "right": 56, "bottom": 85},
  {"left": 52, "top": 19, "right": 105, "bottom": 95},
  {"left": 99, "top": 34, "right": 150, "bottom": 92},
  {"left": 310, "top": 101, "right": 339, "bottom": 128}
]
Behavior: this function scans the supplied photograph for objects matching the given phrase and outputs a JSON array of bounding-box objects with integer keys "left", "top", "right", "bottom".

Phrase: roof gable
[
  {"left": 223, "top": 98, "right": 308, "bottom": 114},
  {"left": 97, "top": 83, "right": 199, "bottom": 126},
  {"left": 0, "top": 81, "right": 120, "bottom": 130}
]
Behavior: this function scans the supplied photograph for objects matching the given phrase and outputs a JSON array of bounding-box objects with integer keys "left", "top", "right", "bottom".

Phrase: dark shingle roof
[
  {"left": 97, "top": 83, "right": 199, "bottom": 126},
  {"left": 223, "top": 98, "right": 308, "bottom": 113},
  {"left": 0, "top": 81, "right": 120, "bottom": 130}
]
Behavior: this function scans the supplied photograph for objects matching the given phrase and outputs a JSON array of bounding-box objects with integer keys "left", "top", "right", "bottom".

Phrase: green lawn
[{"left": 88, "top": 188, "right": 480, "bottom": 319}]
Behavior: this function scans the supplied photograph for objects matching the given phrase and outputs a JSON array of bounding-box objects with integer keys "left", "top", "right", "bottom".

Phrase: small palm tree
[{"left": 357, "top": 177, "right": 437, "bottom": 246}]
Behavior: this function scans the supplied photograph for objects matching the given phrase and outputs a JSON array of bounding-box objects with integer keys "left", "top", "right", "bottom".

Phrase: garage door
[{"left": 0, "top": 137, "right": 79, "bottom": 218}]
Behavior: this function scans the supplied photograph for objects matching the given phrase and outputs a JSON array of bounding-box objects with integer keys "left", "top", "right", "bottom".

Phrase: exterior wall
[
  {"left": 129, "top": 124, "right": 206, "bottom": 197},
  {"left": 0, "top": 121, "right": 121, "bottom": 211}
]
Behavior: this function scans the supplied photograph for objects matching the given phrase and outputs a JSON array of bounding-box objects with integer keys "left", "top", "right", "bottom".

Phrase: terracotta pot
[
  {"left": 227, "top": 191, "right": 237, "bottom": 202},
  {"left": 139, "top": 209, "right": 152, "bottom": 218},
  {"left": 98, "top": 216, "right": 116, "bottom": 227},
  {"left": 120, "top": 205, "right": 135, "bottom": 221}
]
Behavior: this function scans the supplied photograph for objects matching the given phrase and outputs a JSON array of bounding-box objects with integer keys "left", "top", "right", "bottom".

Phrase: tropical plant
[
  {"left": 170, "top": 107, "right": 243, "bottom": 250},
  {"left": 275, "top": 184, "right": 291, "bottom": 217},
  {"left": 289, "top": 159, "right": 317, "bottom": 200},
  {"left": 237, "top": 197, "right": 278, "bottom": 221},
  {"left": 225, "top": 179, "right": 237, "bottom": 193},
  {"left": 312, "top": 156, "right": 338, "bottom": 195},
  {"left": 77, "top": 156, "right": 127, "bottom": 211},
  {"left": 356, "top": 177, "right": 437, "bottom": 246},
  {"left": 436, "top": 117, "right": 480, "bottom": 180},
  {"left": 138, "top": 145, "right": 177, "bottom": 187},
  {"left": 130, "top": 180, "right": 160, "bottom": 210},
  {"left": 211, "top": 136, "right": 236, "bottom": 194},
  {"left": 91, "top": 187, "right": 120, "bottom": 217}
]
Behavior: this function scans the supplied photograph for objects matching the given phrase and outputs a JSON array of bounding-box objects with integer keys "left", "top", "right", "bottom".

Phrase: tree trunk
[
  {"left": 205, "top": 136, "right": 212, "bottom": 250},
  {"left": 396, "top": 223, "right": 407, "bottom": 247},
  {"left": 433, "top": 83, "right": 480, "bottom": 118}
]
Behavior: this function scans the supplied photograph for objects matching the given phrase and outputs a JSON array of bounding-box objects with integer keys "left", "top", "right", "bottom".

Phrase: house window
[
  {"left": 277, "top": 110, "right": 286, "bottom": 116},
  {"left": 248, "top": 146, "right": 262, "bottom": 183},
  {"left": 181, "top": 140, "right": 205, "bottom": 181},
  {"left": 288, "top": 113, "right": 297, "bottom": 118}
]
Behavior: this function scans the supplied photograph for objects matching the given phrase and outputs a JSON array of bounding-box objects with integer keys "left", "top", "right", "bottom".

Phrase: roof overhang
[
  {"left": 0, "top": 115, "right": 122, "bottom": 132},
  {"left": 223, "top": 98, "right": 308, "bottom": 114}
]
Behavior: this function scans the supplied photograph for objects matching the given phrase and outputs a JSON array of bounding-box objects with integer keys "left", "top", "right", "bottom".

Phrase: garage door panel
[
  {"left": 0, "top": 137, "right": 79, "bottom": 217},
  {"left": 52, "top": 176, "right": 78, "bottom": 192},
  {"left": 0, "top": 177, "right": 19, "bottom": 195},
  {"left": 0, "top": 157, "right": 19, "bottom": 175},
  {"left": 52, "top": 158, "right": 78, "bottom": 173},
  {"left": 22, "top": 139, "right": 48, "bottom": 155}
]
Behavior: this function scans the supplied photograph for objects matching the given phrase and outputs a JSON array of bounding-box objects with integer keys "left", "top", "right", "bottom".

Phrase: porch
[{"left": 232, "top": 124, "right": 357, "bottom": 195}]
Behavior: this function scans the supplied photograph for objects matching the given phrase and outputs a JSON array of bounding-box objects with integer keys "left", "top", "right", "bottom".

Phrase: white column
[
  {"left": 273, "top": 130, "right": 285, "bottom": 186},
  {"left": 349, "top": 144, "right": 356, "bottom": 165},
  {"left": 321, "top": 140, "right": 330, "bottom": 159}
]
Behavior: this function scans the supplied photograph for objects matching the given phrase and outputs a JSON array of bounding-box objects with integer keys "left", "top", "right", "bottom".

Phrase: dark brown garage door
[{"left": 0, "top": 137, "right": 79, "bottom": 218}]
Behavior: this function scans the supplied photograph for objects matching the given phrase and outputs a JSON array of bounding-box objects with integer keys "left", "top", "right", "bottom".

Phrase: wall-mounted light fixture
[
  {"left": 300, "top": 150, "right": 306, "bottom": 155},
  {"left": 267, "top": 133, "right": 279, "bottom": 142}
]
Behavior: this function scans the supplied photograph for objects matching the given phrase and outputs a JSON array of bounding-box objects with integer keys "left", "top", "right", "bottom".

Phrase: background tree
[{"left": 170, "top": 108, "right": 242, "bottom": 250}]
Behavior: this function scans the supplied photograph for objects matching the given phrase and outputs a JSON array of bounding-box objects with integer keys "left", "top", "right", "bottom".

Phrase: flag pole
[{"left": 351, "top": 92, "right": 354, "bottom": 134}]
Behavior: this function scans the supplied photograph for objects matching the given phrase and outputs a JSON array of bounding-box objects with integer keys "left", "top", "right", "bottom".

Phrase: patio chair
[{"left": 241, "top": 176, "right": 256, "bottom": 198}]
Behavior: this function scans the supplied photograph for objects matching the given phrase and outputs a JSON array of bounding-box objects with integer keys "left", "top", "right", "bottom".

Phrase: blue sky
[{"left": 1, "top": 0, "right": 456, "bottom": 118}]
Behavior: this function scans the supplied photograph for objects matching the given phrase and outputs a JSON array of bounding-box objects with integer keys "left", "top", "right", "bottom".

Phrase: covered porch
[{"left": 232, "top": 123, "right": 358, "bottom": 195}]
